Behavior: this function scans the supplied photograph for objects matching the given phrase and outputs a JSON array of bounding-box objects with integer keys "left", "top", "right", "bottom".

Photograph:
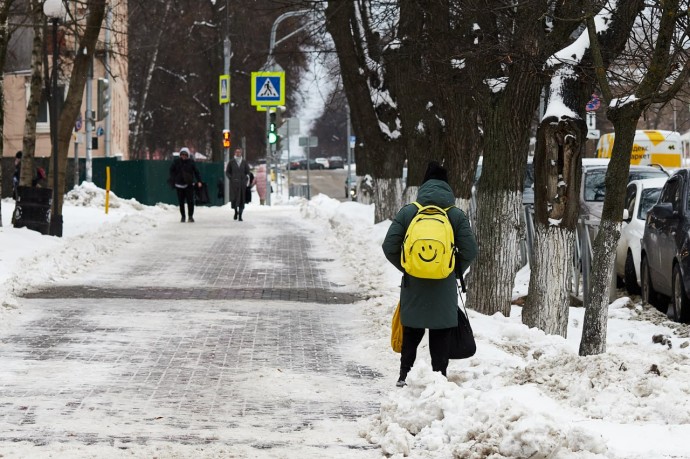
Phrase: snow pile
[
  {"left": 64, "top": 181, "right": 146, "bottom": 210},
  {"left": 301, "top": 194, "right": 690, "bottom": 459}
]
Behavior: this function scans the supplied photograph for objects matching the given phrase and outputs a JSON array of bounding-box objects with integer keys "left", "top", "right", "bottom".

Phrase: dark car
[
  {"left": 328, "top": 156, "right": 345, "bottom": 169},
  {"left": 288, "top": 159, "right": 303, "bottom": 170},
  {"left": 299, "top": 158, "right": 324, "bottom": 170},
  {"left": 640, "top": 168, "right": 690, "bottom": 323}
]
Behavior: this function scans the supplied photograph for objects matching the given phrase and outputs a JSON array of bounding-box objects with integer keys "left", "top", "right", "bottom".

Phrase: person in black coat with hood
[{"left": 169, "top": 148, "right": 202, "bottom": 222}]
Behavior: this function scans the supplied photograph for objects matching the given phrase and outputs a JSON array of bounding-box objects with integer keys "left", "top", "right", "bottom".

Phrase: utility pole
[
  {"left": 85, "top": 59, "right": 93, "bottom": 182},
  {"left": 223, "top": 37, "right": 231, "bottom": 204},
  {"left": 104, "top": 5, "right": 112, "bottom": 158},
  {"left": 264, "top": 9, "right": 312, "bottom": 206}
]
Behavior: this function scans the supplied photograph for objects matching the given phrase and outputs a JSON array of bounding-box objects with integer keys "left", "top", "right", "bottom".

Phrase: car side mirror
[
  {"left": 622, "top": 209, "right": 630, "bottom": 221},
  {"left": 652, "top": 202, "right": 676, "bottom": 219}
]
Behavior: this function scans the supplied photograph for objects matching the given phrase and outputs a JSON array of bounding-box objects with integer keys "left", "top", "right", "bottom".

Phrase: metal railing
[{"left": 470, "top": 193, "right": 611, "bottom": 303}]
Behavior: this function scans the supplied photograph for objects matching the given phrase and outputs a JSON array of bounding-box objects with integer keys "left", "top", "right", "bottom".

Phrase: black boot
[
  {"left": 233, "top": 209, "right": 238, "bottom": 220},
  {"left": 238, "top": 209, "right": 243, "bottom": 221},
  {"left": 181, "top": 215, "right": 186, "bottom": 223}
]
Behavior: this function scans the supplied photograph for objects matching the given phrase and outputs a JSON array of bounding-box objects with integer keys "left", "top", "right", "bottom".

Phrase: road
[{"left": 282, "top": 168, "right": 350, "bottom": 200}]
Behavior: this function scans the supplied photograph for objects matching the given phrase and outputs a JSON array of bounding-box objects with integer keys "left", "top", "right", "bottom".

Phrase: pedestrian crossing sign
[{"left": 251, "top": 72, "right": 285, "bottom": 107}]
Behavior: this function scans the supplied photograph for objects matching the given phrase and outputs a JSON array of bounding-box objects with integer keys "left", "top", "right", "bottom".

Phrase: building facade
[{"left": 2, "top": 1, "right": 128, "bottom": 162}]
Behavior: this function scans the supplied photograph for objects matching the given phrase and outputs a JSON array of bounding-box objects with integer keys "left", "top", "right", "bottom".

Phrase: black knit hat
[{"left": 422, "top": 161, "right": 448, "bottom": 183}]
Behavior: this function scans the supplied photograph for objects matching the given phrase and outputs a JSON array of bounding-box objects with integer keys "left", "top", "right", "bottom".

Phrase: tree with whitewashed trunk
[
  {"left": 466, "top": 1, "right": 587, "bottom": 317},
  {"left": 580, "top": 0, "right": 690, "bottom": 355},
  {"left": 523, "top": 1, "right": 643, "bottom": 337},
  {"left": 325, "top": 2, "right": 405, "bottom": 223}
]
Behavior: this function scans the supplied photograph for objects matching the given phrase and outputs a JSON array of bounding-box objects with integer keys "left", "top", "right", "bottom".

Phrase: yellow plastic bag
[{"left": 391, "top": 302, "right": 403, "bottom": 353}]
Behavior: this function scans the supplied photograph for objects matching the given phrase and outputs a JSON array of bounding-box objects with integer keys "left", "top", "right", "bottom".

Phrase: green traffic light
[{"left": 268, "top": 122, "right": 277, "bottom": 144}]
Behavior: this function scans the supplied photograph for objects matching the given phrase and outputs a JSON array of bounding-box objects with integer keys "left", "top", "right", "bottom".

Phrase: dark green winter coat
[{"left": 382, "top": 179, "right": 478, "bottom": 329}]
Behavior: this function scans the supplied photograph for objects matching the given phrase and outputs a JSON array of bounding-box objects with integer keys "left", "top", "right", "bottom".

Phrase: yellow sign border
[
  {"left": 219, "top": 75, "right": 230, "bottom": 104},
  {"left": 251, "top": 72, "right": 285, "bottom": 106}
]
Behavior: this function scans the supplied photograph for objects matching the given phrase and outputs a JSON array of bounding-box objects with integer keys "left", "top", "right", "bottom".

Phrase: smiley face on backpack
[
  {"left": 418, "top": 243, "right": 440, "bottom": 263},
  {"left": 401, "top": 203, "right": 456, "bottom": 279}
]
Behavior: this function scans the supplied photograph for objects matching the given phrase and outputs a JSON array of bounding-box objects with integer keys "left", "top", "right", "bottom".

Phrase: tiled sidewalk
[{"left": 0, "top": 208, "right": 385, "bottom": 458}]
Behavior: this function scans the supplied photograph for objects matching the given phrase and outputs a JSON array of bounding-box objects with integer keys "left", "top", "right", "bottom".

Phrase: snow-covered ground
[{"left": 1, "top": 184, "right": 689, "bottom": 458}]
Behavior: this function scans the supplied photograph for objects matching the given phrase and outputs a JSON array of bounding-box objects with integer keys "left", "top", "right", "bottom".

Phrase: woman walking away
[{"left": 382, "top": 161, "right": 478, "bottom": 387}]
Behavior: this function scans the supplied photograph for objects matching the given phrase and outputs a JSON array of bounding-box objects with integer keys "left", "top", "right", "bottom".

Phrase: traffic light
[
  {"left": 96, "top": 78, "right": 110, "bottom": 121},
  {"left": 222, "top": 129, "right": 231, "bottom": 148},
  {"left": 268, "top": 112, "right": 278, "bottom": 144}
]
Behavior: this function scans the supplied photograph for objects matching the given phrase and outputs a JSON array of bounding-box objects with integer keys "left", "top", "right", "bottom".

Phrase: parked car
[
  {"left": 299, "top": 158, "right": 324, "bottom": 170},
  {"left": 580, "top": 160, "right": 669, "bottom": 227},
  {"left": 328, "top": 156, "right": 345, "bottom": 169},
  {"left": 315, "top": 157, "right": 330, "bottom": 169},
  {"left": 614, "top": 178, "right": 667, "bottom": 294},
  {"left": 288, "top": 158, "right": 304, "bottom": 170},
  {"left": 640, "top": 168, "right": 690, "bottom": 323}
]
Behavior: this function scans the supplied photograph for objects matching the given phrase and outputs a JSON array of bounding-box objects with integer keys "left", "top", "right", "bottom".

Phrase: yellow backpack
[{"left": 401, "top": 202, "right": 456, "bottom": 279}]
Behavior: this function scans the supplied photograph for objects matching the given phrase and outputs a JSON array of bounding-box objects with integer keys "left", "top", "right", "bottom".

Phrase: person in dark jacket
[
  {"left": 382, "top": 161, "right": 478, "bottom": 387},
  {"left": 225, "top": 148, "right": 251, "bottom": 221},
  {"left": 169, "top": 147, "right": 202, "bottom": 222},
  {"left": 12, "top": 151, "right": 22, "bottom": 200}
]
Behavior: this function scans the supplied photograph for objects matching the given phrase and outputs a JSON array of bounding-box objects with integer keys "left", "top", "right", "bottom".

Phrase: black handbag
[{"left": 449, "top": 305, "right": 476, "bottom": 359}]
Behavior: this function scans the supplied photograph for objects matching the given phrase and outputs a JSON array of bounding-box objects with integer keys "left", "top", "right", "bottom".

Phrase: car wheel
[
  {"left": 624, "top": 251, "right": 640, "bottom": 295},
  {"left": 671, "top": 264, "right": 690, "bottom": 323},
  {"left": 641, "top": 256, "right": 667, "bottom": 312}
]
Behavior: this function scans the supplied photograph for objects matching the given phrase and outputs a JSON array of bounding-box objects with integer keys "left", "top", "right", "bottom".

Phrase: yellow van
[{"left": 596, "top": 130, "right": 682, "bottom": 168}]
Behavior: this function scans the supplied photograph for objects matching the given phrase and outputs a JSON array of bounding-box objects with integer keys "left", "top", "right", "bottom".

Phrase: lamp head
[{"left": 43, "top": 0, "right": 66, "bottom": 19}]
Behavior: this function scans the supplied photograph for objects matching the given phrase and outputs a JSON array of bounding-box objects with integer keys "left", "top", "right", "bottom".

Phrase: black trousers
[
  {"left": 176, "top": 187, "right": 195, "bottom": 218},
  {"left": 400, "top": 326, "right": 453, "bottom": 380}
]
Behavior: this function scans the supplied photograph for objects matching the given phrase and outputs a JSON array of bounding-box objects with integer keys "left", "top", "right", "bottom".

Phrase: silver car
[{"left": 580, "top": 160, "right": 669, "bottom": 227}]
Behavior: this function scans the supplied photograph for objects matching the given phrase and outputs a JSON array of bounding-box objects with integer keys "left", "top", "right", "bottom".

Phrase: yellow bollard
[{"left": 105, "top": 166, "right": 110, "bottom": 214}]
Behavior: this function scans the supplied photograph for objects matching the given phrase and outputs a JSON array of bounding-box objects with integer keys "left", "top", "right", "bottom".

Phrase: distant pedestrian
[
  {"left": 225, "top": 148, "right": 250, "bottom": 221},
  {"left": 255, "top": 164, "right": 268, "bottom": 205},
  {"left": 12, "top": 151, "right": 47, "bottom": 198},
  {"left": 245, "top": 170, "right": 256, "bottom": 204},
  {"left": 12, "top": 151, "right": 22, "bottom": 200},
  {"left": 382, "top": 161, "right": 478, "bottom": 387},
  {"left": 168, "top": 147, "right": 202, "bottom": 222}
]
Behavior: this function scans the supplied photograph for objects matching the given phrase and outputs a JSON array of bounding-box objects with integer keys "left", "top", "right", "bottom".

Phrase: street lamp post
[{"left": 44, "top": 0, "right": 65, "bottom": 237}]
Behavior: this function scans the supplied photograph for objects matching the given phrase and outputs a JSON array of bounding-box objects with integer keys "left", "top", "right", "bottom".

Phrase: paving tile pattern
[{"left": 0, "top": 212, "right": 384, "bottom": 453}]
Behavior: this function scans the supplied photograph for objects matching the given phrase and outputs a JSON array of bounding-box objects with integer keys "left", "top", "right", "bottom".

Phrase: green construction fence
[{"left": 89, "top": 158, "right": 226, "bottom": 207}]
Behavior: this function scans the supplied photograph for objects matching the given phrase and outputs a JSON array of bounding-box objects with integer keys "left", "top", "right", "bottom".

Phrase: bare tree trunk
[
  {"left": 130, "top": 0, "right": 172, "bottom": 158},
  {"left": 470, "top": 188, "right": 524, "bottom": 317},
  {"left": 579, "top": 116, "right": 637, "bottom": 355},
  {"left": 325, "top": 1, "right": 405, "bottom": 224},
  {"left": 54, "top": 0, "right": 107, "bottom": 220},
  {"left": 19, "top": 0, "right": 43, "bottom": 187},
  {"left": 0, "top": 0, "right": 13, "bottom": 225},
  {"left": 523, "top": 110, "right": 587, "bottom": 337},
  {"left": 373, "top": 178, "right": 403, "bottom": 222},
  {"left": 468, "top": 58, "right": 543, "bottom": 315},
  {"left": 525, "top": 226, "right": 576, "bottom": 336},
  {"left": 580, "top": 0, "right": 687, "bottom": 355}
]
